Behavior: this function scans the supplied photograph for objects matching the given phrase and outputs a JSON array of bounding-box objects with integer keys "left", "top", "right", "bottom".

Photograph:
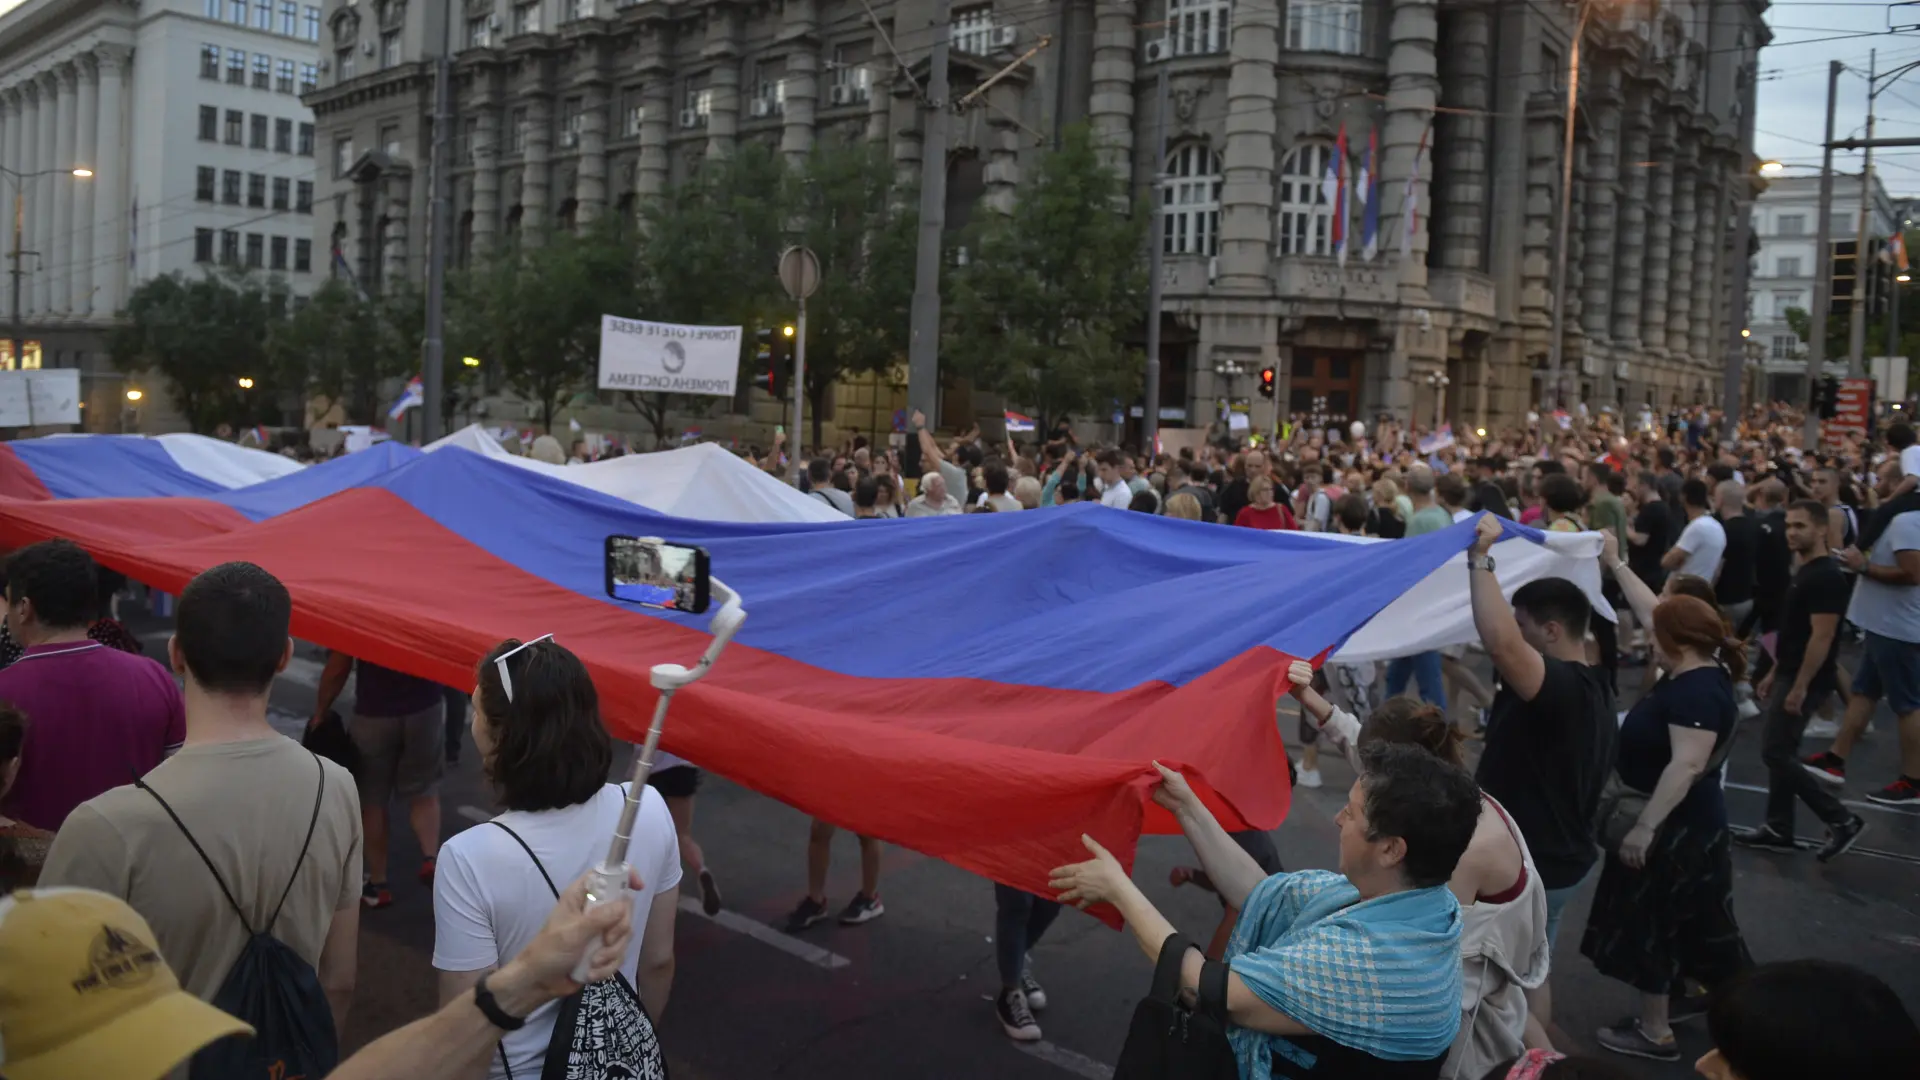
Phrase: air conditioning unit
[
  {"left": 749, "top": 98, "right": 774, "bottom": 118},
  {"left": 1143, "top": 38, "right": 1172, "bottom": 63},
  {"left": 361, "top": 40, "right": 375, "bottom": 55},
  {"left": 990, "top": 25, "right": 1016, "bottom": 48},
  {"left": 679, "top": 107, "right": 703, "bottom": 128},
  {"left": 828, "top": 83, "right": 851, "bottom": 106}
]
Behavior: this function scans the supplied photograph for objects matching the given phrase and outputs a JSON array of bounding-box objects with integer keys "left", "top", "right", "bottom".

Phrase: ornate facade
[{"left": 305, "top": 0, "right": 1768, "bottom": 436}]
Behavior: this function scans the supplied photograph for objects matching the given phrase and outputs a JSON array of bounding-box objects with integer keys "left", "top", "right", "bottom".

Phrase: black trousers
[{"left": 1760, "top": 679, "right": 1851, "bottom": 836}]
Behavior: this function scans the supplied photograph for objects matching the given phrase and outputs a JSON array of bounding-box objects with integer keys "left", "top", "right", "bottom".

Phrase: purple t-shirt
[
  {"left": 0, "top": 641, "right": 186, "bottom": 830},
  {"left": 354, "top": 659, "right": 442, "bottom": 718}
]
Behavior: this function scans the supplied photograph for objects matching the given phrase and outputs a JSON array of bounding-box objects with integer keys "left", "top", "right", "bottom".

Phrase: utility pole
[
  {"left": 1723, "top": 184, "right": 1755, "bottom": 447},
  {"left": 420, "top": 3, "right": 455, "bottom": 445},
  {"left": 905, "top": 0, "right": 951, "bottom": 424},
  {"left": 1848, "top": 49, "right": 1878, "bottom": 379},
  {"left": 1803, "top": 62, "right": 1840, "bottom": 450},
  {"left": 1141, "top": 66, "right": 1168, "bottom": 454},
  {"left": 10, "top": 185, "right": 24, "bottom": 379},
  {"left": 1545, "top": 3, "right": 1589, "bottom": 412}
]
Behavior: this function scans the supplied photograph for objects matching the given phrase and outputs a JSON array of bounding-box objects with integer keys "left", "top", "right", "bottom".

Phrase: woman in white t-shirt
[{"left": 433, "top": 637, "right": 681, "bottom": 1080}]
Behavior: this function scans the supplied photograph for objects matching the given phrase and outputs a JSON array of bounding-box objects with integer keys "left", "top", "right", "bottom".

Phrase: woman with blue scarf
[{"left": 1050, "top": 743, "right": 1483, "bottom": 1080}]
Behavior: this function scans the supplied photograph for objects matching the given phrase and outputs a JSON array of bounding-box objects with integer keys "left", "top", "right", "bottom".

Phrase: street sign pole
[{"left": 778, "top": 246, "right": 822, "bottom": 480}]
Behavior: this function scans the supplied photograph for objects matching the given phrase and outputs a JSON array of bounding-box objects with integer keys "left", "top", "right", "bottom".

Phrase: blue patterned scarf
[{"left": 1225, "top": 870, "right": 1463, "bottom": 1080}]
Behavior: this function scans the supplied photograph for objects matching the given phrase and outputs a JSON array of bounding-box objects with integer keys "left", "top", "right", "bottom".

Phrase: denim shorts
[{"left": 1852, "top": 631, "right": 1920, "bottom": 715}]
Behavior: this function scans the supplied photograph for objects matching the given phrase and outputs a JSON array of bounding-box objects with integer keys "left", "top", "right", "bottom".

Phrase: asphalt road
[{"left": 129, "top": 620, "right": 1920, "bottom": 1080}]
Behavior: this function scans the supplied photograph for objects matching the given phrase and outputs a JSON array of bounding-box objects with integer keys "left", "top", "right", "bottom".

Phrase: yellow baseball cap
[{"left": 0, "top": 888, "right": 253, "bottom": 1080}]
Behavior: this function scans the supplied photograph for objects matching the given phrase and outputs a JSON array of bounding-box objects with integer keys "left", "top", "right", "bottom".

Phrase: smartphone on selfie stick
[{"left": 576, "top": 535, "right": 742, "bottom": 981}]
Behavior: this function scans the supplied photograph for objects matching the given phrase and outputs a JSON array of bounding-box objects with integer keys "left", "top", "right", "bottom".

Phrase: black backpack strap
[
  {"left": 266, "top": 753, "right": 328, "bottom": 934},
  {"left": 1196, "top": 956, "right": 1232, "bottom": 1026},
  {"left": 137, "top": 772, "right": 255, "bottom": 936},
  {"left": 1148, "top": 932, "right": 1193, "bottom": 1007},
  {"left": 490, "top": 821, "right": 562, "bottom": 899}
]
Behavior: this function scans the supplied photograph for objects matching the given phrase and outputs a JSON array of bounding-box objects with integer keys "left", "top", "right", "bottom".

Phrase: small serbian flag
[
  {"left": 387, "top": 376, "right": 424, "bottom": 421},
  {"left": 1005, "top": 411, "right": 1035, "bottom": 433},
  {"left": 250, "top": 424, "right": 270, "bottom": 447},
  {"left": 1553, "top": 409, "right": 1572, "bottom": 430}
]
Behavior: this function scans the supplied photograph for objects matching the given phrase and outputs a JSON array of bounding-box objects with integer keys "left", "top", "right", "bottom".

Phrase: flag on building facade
[
  {"left": 1400, "top": 125, "right": 1429, "bottom": 261},
  {"left": 1325, "top": 124, "right": 1350, "bottom": 266},
  {"left": 1361, "top": 128, "right": 1381, "bottom": 262}
]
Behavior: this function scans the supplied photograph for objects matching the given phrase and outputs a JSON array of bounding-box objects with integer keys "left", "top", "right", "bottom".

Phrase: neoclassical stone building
[{"left": 304, "top": 0, "right": 1767, "bottom": 436}]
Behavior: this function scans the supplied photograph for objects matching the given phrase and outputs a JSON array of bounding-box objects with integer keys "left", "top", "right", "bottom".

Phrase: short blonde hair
[
  {"left": 1013, "top": 475, "right": 1043, "bottom": 509},
  {"left": 1164, "top": 492, "right": 1203, "bottom": 520}
]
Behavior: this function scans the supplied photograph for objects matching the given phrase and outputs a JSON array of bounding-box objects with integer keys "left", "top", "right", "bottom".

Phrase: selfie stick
[{"left": 570, "top": 577, "right": 746, "bottom": 982}]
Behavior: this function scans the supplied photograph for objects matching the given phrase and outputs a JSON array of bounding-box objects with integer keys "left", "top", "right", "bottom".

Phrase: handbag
[
  {"left": 1112, "top": 933, "right": 1238, "bottom": 1080},
  {"left": 301, "top": 710, "right": 360, "bottom": 777},
  {"left": 1594, "top": 725, "right": 1740, "bottom": 854}
]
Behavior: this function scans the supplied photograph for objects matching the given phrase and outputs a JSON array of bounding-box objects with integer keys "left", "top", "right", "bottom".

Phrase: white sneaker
[
  {"left": 1803, "top": 718, "right": 1840, "bottom": 740},
  {"left": 1737, "top": 698, "right": 1761, "bottom": 721},
  {"left": 1296, "top": 767, "right": 1323, "bottom": 789}
]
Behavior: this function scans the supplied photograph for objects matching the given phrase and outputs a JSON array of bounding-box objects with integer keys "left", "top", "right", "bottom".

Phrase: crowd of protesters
[{"left": 3, "top": 398, "right": 1919, "bottom": 1080}]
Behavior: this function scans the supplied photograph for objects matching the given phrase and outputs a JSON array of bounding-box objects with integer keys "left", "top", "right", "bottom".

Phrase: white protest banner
[
  {"left": 598, "top": 316, "right": 741, "bottom": 398},
  {"left": 0, "top": 369, "right": 82, "bottom": 427}
]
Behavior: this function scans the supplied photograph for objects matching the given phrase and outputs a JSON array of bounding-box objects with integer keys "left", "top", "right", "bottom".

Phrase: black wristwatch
[
  {"left": 1470, "top": 554, "right": 1496, "bottom": 572},
  {"left": 473, "top": 973, "right": 528, "bottom": 1031}
]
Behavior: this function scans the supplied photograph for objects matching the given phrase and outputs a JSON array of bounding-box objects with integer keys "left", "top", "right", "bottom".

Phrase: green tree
[
  {"left": 267, "top": 278, "right": 419, "bottom": 425},
  {"left": 110, "top": 268, "right": 292, "bottom": 433},
  {"left": 944, "top": 123, "right": 1149, "bottom": 424}
]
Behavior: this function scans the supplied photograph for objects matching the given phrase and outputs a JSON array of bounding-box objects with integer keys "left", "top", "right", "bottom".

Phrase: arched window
[
  {"left": 1163, "top": 145, "right": 1221, "bottom": 256},
  {"left": 1277, "top": 142, "right": 1335, "bottom": 256},
  {"left": 1168, "top": 0, "right": 1231, "bottom": 56},
  {"left": 1286, "top": 0, "right": 1364, "bottom": 56}
]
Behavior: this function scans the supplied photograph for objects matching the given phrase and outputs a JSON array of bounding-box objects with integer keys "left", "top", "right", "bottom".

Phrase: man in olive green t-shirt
[{"left": 1585, "top": 462, "right": 1629, "bottom": 551}]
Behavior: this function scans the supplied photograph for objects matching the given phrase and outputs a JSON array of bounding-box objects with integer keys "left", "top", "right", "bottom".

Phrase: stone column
[
  {"left": 1689, "top": 162, "right": 1723, "bottom": 363},
  {"left": 51, "top": 62, "right": 75, "bottom": 315},
  {"left": 1088, "top": 0, "right": 1136, "bottom": 177},
  {"left": 704, "top": 4, "right": 742, "bottom": 159},
  {"left": 637, "top": 80, "right": 670, "bottom": 199},
  {"left": 1665, "top": 135, "right": 1698, "bottom": 357},
  {"left": 471, "top": 105, "right": 500, "bottom": 255},
  {"left": 72, "top": 56, "right": 97, "bottom": 318},
  {"left": 1384, "top": 0, "right": 1438, "bottom": 296},
  {"left": 94, "top": 45, "right": 127, "bottom": 312},
  {"left": 1610, "top": 83, "right": 1650, "bottom": 348},
  {"left": 1, "top": 90, "right": 17, "bottom": 324},
  {"left": 1521, "top": 114, "right": 1558, "bottom": 335},
  {"left": 779, "top": 0, "right": 819, "bottom": 169},
  {"left": 521, "top": 94, "right": 551, "bottom": 243},
  {"left": 381, "top": 175, "right": 408, "bottom": 284},
  {"left": 18, "top": 80, "right": 41, "bottom": 317},
  {"left": 577, "top": 85, "right": 608, "bottom": 223},
  {"left": 34, "top": 73, "right": 56, "bottom": 314},
  {"left": 982, "top": 82, "right": 1021, "bottom": 214},
  {"left": 1578, "top": 68, "right": 1620, "bottom": 340},
  {"left": 1640, "top": 107, "right": 1674, "bottom": 354},
  {"left": 1434, "top": 4, "right": 1490, "bottom": 270},
  {"left": 1214, "top": 0, "right": 1277, "bottom": 292}
]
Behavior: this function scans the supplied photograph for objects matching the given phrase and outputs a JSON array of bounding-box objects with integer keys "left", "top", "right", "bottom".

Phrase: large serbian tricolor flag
[{"left": 0, "top": 433, "right": 1596, "bottom": 907}]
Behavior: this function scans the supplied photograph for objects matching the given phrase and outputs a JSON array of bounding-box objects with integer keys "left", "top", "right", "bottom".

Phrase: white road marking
[
  {"left": 675, "top": 895, "right": 851, "bottom": 970},
  {"left": 1014, "top": 1040, "right": 1115, "bottom": 1080},
  {"left": 1724, "top": 780, "right": 1915, "bottom": 816}
]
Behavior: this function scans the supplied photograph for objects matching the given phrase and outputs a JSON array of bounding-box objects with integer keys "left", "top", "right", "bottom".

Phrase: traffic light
[
  {"left": 752, "top": 326, "right": 795, "bottom": 397},
  {"left": 1814, "top": 375, "right": 1840, "bottom": 419},
  {"left": 1259, "top": 365, "right": 1276, "bottom": 399}
]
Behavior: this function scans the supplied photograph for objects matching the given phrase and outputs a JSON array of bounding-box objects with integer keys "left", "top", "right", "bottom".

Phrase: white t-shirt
[
  {"left": 1901, "top": 444, "right": 1920, "bottom": 479},
  {"left": 433, "top": 783, "right": 681, "bottom": 1080},
  {"left": 1674, "top": 513, "right": 1728, "bottom": 582},
  {"left": 1450, "top": 508, "right": 1474, "bottom": 524},
  {"left": 1101, "top": 478, "right": 1134, "bottom": 509}
]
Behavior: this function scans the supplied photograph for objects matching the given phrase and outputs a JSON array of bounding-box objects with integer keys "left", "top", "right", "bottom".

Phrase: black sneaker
[
  {"left": 1802, "top": 751, "right": 1847, "bottom": 788},
  {"left": 995, "top": 987, "right": 1042, "bottom": 1042},
  {"left": 1596, "top": 1018, "right": 1680, "bottom": 1062},
  {"left": 1817, "top": 815, "right": 1869, "bottom": 862},
  {"left": 698, "top": 869, "right": 723, "bottom": 916},
  {"left": 783, "top": 896, "right": 829, "bottom": 933},
  {"left": 838, "top": 892, "right": 885, "bottom": 924},
  {"left": 1733, "top": 825, "right": 1801, "bottom": 854},
  {"left": 1866, "top": 777, "right": 1920, "bottom": 806},
  {"left": 1020, "top": 969, "right": 1048, "bottom": 1011}
]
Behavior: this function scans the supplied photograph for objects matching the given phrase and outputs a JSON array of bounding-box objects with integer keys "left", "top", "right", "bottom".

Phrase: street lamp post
[
  {"left": 1545, "top": 0, "right": 1598, "bottom": 413},
  {"left": 2, "top": 164, "right": 93, "bottom": 383}
]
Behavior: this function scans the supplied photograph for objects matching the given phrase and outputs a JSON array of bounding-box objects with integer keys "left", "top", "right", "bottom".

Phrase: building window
[
  {"left": 277, "top": 58, "right": 295, "bottom": 92},
  {"left": 221, "top": 229, "right": 240, "bottom": 264},
  {"left": 297, "top": 122, "right": 315, "bottom": 155},
  {"left": 201, "top": 44, "right": 221, "bottom": 78},
  {"left": 621, "top": 87, "right": 645, "bottom": 136},
  {"left": 335, "top": 48, "right": 355, "bottom": 81},
  {"left": 1277, "top": 142, "right": 1336, "bottom": 256},
  {"left": 250, "top": 113, "right": 268, "bottom": 149},
  {"left": 228, "top": 48, "right": 247, "bottom": 84},
  {"left": 222, "top": 169, "right": 242, "bottom": 204},
  {"left": 1773, "top": 290, "right": 1805, "bottom": 318},
  {"left": 196, "top": 166, "right": 217, "bottom": 201},
  {"left": 225, "top": 108, "right": 244, "bottom": 144},
  {"left": 272, "top": 176, "right": 291, "bottom": 209},
  {"left": 752, "top": 65, "right": 786, "bottom": 117},
  {"left": 682, "top": 85, "right": 711, "bottom": 128},
  {"left": 275, "top": 117, "right": 293, "bottom": 152},
  {"left": 280, "top": 0, "right": 298, "bottom": 34},
  {"left": 566, "top": 0, "right": 590, "bottom": 21},
  {"left": 1169, "top": 0, "right": 1230, "bottom": 56},
  {"left": 460, "top": 116, "right": 478, "bottom": 162},
  {"left": 559, "top": 97, "right": 583, "bottom": 146},
  {"left": 195, "top": 228, "right": 216, "bottom": 263},
  {"left": 509, "top": 107, "right": 528, "bottom": 151},
  {"left": 248, "top": 173, "right": 266, "bottom": 207},
  {"left": 296, "top": 180, "right": 314, "bottom": 212},
  {"left": 380, "top": 30, "right": 400, "bottom": 67},
  {"left": 245, "top": 233, "right": 264, "bottom": 268},
  {"left": 1287, "top": 0, "right": 1364, "bottom": 56},
  {"left": 1163, "top": 145, "right": 1222, "bottom": 256},
  {"left": 467, "top": 15, "right": 491, "bottom": 47},
  {"left": 1771, "top": 335, "right": 1798, "bottom": 360},
  {"left": 512, "top": 2, "right": 538, "bottom": 34},
  {"left": 334, "top": 136, "right": 354, "bottom": 177},
  {"left": 305, "top": 4, "right": 321, "bottom": 40},
  {"left": 254, "top": 0, "right": 272, "bottom": 30},
  {"left": 199, "top": 105, "right": 218, "bottom": 140},
  {"left": 230, "top": 0, "right": 246, "bottom": 23},
  {"left": 294, "top": 238, "right": 313, "bottom": 272},
  {"left": 1776, "top": 213, "right": 1805, "bottom": 236},
  {"left": 205, "top": 0, "right": 222, "bottom": 19},
  {"left": 380, "top": 124, "right": 401, "bottom": 157},
  {"left": 1776, "top": 255, "right": 1802, "bottom": 278},
  {"left": 270, "top": 235, "right": 289, "bottom": 270},
  {"left": 299, "top": 63, "right": 318, "bottom": 93},
  {"left": 952, "top": 6, "right": 994, "bottom": 55},
  {"left": 831, "top": 43, "right": 872, "bottom": 102}
]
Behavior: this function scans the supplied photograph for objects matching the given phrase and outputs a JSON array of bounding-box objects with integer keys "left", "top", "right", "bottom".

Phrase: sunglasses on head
[{"left": 493, "top": 633, "right": 555, "bottom": 704}]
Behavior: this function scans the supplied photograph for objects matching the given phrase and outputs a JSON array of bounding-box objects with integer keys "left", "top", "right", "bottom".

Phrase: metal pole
[
  {"left": 1141, "top": 66, "right": 1168, "bottom": 454},
  {"left": 1723, "top": 187, "right": 1753, "bottom": 445},
  {"left": 1848, "top": 49, "right": 1877, "bottom": 378},
  {"left": 1804, "top": 61, "right": 1840, "bottom": 449},
  {"left": 793, "top": 299, "right": 807, "bottom": 461},
  {"left": 1545, "top": 8, "right": 1583, "bottom": 412},
  {"left": 10, "top": 184, "right": 22, "bottom": 380},
  {"left": 420, "top": 7, "right": 454, "bottom": 444},
  {"left": 905, "top": 0, "right": 951, "bottom": 423}
]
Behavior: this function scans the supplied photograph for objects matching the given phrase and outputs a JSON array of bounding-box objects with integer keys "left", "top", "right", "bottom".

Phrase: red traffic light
[{"left": 1259, "top": 366, "right": 1276, "bottom": 399}]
